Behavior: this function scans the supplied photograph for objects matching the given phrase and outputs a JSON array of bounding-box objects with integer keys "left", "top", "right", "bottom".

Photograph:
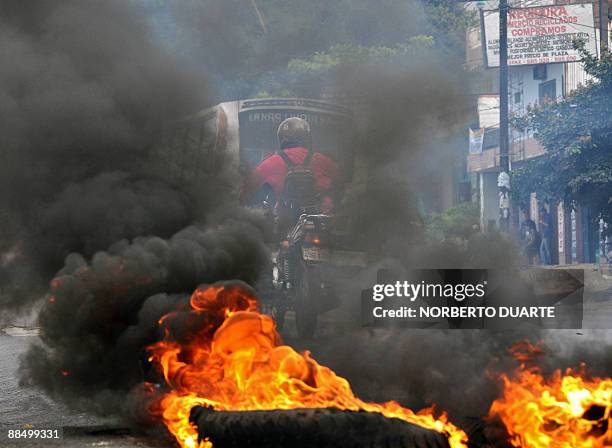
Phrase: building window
[
  {"left": 533, "top": 64, "right": 547, "bottom": 81},
  {"left": 539, "top": 79, "right": 556, "bottom": 104},
  {"left": 483, "top": 128, "right": 500, "bottom": 150}
]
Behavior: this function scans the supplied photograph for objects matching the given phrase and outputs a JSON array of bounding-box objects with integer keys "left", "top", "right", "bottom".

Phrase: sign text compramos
[{"left": 483, "top": 3, "right": 597, "bottom": 67}]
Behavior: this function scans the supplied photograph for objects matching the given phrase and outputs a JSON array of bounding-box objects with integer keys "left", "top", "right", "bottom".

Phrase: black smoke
[
  {"left": 19, "top": 210, "right": 270, "bottom": 418},
  {"left": 2, "top": 0, "right": 276, "bottom": 425},
  {"left": 0, "top": 0, "right": 210, "bottom": 313},
  {"left": 279, "top": 49, "right": 612, "bottom": 439},
  {"left": 325, "top": 55, "right": 520, "bottom": 274},
  {"left": 311, "top": 329, "right": 612, "bottom": 430}
]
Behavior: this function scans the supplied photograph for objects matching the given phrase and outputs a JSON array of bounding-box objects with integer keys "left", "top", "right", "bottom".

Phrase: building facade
[{"left": 465, "top": 0, "right": 610, "bottom": 264}]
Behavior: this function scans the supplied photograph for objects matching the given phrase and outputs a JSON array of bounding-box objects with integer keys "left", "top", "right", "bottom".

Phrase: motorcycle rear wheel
[
  {"left": 271, "top": 300, "right": 287, "bottom": 331},
  {"left": 295, "top": 266, "right": 318, "bottom": 339}
]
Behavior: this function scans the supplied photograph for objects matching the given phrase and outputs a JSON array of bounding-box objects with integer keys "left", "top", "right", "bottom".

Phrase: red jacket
[{"left": 241, "top": 147, "right": 342, "bottom": 213}]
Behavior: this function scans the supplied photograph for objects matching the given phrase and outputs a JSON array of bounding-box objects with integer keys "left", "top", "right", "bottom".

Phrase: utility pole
[
  {"left": 600, "top": 0, "right": 608, "bottom": 52},
  {"left": 459, "top": 0, "right": 511, "bottom": 230},
  {"left": 498, "top": 0, "right": 511, "bottom": 232}
]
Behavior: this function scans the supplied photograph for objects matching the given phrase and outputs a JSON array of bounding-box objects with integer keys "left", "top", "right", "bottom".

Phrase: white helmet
[{"left": 277, "top": 117, "right": 311, "bottom": 150}]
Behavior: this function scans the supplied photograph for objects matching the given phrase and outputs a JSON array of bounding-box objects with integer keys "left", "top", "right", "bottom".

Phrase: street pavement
[
  {"left": 0, "top": 334, "right": 165, "bottom": 448},
  {"left": 565, "top": 264, "right": 612, "bottom": 329}
]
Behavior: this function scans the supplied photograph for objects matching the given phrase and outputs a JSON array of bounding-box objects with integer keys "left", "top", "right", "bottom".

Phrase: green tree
[
  {"left": 280, "top": 0, "right": 474, "bottom": 98},
  {"left": 512, "top": 44, "right": 612, "bottom": 231},
  {"left": 426, "top": 202, "right": 480, "bottom": 242},
  {"left": 285, "top": 37, "right": 436, "bottom": 96}
]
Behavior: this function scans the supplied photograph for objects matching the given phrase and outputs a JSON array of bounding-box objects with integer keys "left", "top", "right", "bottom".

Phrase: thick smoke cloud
[
  {"left": 37, "top": 171, "right": 192, "bottom": 275},
  {"left": 312, "top": 329, "right": 612, "bottom": 429},
  {"left": 5, "top": 0, "right": 274, "bottom": 424},
  {"left": 329, "top": 59, "right": 519, "bottom": 269},
  {"left": 19, "top": 210, "right": 270, "bottom": 418},
  {"left": 0, "top": 0, "right": 209, "bottom": 313},
  {"left": 289, "top": 51, "right": 612, "bottom": 437}
]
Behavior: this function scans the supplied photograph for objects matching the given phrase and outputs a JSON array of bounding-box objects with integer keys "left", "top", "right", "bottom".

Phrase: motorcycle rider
[
  {"left": 242, "top": 117, "right": 341, "bottom": 336},
  {"left": 240, "top": 117, "right": 342, "bottom": 218},
  {"left": 241, "top": 117, "right": 342, "bottom": 337}
]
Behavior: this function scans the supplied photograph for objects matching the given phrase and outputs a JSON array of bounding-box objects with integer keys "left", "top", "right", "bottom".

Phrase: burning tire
[
  {"left": 151, "top": 283, "right": 469, "bottom": 448},
  {"left": 190, "top": 406, "right": 452, "bottom": 448}
]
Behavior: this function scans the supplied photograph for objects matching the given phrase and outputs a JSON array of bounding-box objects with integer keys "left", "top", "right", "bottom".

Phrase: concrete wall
[{"left": 509, "top": 63, "right": 564, "bottom": 116}]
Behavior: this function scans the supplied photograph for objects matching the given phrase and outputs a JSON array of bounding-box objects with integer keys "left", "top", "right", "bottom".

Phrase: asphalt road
[{"left": 0, "top": 334, "right": 165, "bottom": 448}]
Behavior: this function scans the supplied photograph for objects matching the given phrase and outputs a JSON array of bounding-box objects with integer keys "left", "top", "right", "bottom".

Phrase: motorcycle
[
  {"left": 273, "top": 213, "right": 338, "bottom": 338},
  {"left": 252, "top": 186, "right": 361, "bottom": 339}
]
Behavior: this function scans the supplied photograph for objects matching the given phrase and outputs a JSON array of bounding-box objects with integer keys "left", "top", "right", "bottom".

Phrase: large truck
[{"left": 150, "top": 97, "right": 360, "bottom": 198}]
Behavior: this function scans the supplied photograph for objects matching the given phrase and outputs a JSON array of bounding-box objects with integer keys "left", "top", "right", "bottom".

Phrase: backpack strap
[
  {"left": 277, "top": 149, "right": 295, "bottom": 168},
  {"left": 303, "top": 150, "right": 314, "bottom": 168},
  {"left": 278, "top": 149, "right": 314, "bottom": 169}
]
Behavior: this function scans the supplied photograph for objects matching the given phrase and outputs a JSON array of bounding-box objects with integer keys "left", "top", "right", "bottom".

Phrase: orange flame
[
  {"left": 489, "top": 342, "right": 611, "bottom": 448},
  {"left": 148, "top": 283, "right": 468, "bottom": 448}
]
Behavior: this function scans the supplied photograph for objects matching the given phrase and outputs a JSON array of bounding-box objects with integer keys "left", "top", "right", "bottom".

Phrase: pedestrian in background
[
  {"left": 520, "top": 209, "right": 540, "bottom": 265},
  {"left": 539, "top": 204, "right": 553, "bottom": 265}
]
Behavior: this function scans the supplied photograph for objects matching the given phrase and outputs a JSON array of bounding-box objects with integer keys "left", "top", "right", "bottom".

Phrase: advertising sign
[
  {"left": 483, "top": 3, "right": 597, "bottom": 67},
  {"left": 469, "top": 128, "right": 485, "bottom": 154}
]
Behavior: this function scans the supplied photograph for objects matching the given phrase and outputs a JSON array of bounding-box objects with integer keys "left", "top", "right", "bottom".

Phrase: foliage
[
  {"left": 289, "top": 37, "right": 436, "bottom": 70},
  {"left": 138, "top": 0, "right": 474, "bottom": 99},
  {"left": 511, "top": 43, "right": 612, "bottom": 230},
  {"left": 426, "top": 202, "right": 480, "bottom": 242},
  {"left": 285, "top": 37, "right": 436, "bottom": 96},
  {"left": 420, "top": 0, "right": 477, "bottom": 58}
]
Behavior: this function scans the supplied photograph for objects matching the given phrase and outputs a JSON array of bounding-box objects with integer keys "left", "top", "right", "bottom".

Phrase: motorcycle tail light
[{"left": 304, "top": 234, "right": 321, "bottom": 245}]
